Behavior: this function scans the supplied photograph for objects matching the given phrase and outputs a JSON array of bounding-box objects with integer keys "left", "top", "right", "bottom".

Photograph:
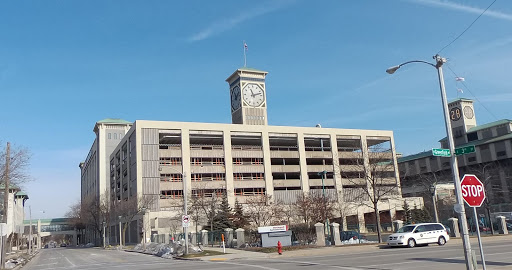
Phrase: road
[{"left": 24, "top": 237, "right": 512, "bottom": 270}]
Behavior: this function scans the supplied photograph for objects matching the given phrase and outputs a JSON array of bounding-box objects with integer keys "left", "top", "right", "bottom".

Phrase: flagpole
[{"left": 243, "top": 40, "right": 247, "bottom": 67}]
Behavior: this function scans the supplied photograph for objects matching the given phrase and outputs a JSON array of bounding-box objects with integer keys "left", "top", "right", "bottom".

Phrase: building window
[
  {"left": 160, "top": 157, "right": 181, "bottom": 165},
  {"left": 468, "top": 157, "right": 477, "bottom": 162},
  {"left": 160, "top": 190, "right": 183, "bottom": 199},
  {"left": 467, "top": 132, "right": 478, "bottom": 142},
  {"left": 234, "top": 188, "right": 265, "bottom": 196},
  {"left": 108, "top": 133, "right": 111, "bottom": 139},
  {"left": 497, "top": 151, "right": 506, "bottom": 157},
  {"left": 114, "top": 133, "right": 118, "bottom": 139}
]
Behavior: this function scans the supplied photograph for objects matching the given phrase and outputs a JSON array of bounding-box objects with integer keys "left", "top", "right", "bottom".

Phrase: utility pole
[
  {"left": 1, "top": 142, "right": 10, "bottom": 269},
  {"left": 29, "top": 206, "right": 32, "bottom": 255}
]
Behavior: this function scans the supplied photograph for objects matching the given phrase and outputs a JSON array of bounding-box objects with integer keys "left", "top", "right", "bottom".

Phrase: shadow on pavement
[{"left": 410, "top": 257, "right": 512, "bottom": 266}]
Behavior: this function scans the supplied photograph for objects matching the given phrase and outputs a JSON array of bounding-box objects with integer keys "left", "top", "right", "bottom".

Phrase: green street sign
[
  {"left": 455, "top": 145, "right": 476, "bottom": 156},
  {"left": 432, "top": 148, "right": 451, "bottom": 157}
]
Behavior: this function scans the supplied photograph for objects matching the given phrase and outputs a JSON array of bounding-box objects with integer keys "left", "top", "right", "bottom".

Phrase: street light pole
[{"left": 386, "top": 55, "right": 474, "bottom": 270}]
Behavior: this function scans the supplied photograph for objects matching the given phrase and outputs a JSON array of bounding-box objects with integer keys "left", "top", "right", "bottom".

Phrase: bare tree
[
  {"left": 188, "top": 195, "right": 206, "bottom": 233},
  {"left": 295, "top": 193, "right": 336, "bottom": 227},
  {"left": 65, "top": 201, "right": 85, "bottom": 230},
  {"left": 244, "top": 195, "right": 283, "bottom": 228},
  {"left": 0, "top": 142, "right": 31, "bottom": 186},
  {"left": 468, "top": 161, "right": 508, "bottom": 234},
  {"left": 111, "top": 195, "right": 155, "bottom": 246},
  {"left": 75, "top": 195, "right": 110, "bottom": 245},
  {"left": 346, "top": 144, "right": 399, "bottom": 243}
]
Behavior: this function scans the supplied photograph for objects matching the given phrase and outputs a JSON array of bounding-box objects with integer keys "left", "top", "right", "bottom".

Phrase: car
[
  {"left": 387, "top": 223, "right": 450, "bottom": 248},
  {"left": 60, "top": 243, "right": 67, "bottom": 247}
]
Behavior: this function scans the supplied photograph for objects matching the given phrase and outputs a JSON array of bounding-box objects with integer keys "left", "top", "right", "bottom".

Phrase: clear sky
[{"left": 1, "top": 0, "right": 511, "bottom": 219}]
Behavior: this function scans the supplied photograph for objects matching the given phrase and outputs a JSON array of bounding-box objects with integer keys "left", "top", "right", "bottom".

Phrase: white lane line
[
  {"left": 246, "top": 259, "right": 364, "bottom": 270},
  {"left": 212, "top": 261, "right": 283, "bottom": 270},
  {"left": 360, "top": 250, "right": 512, "bottom": 269}
]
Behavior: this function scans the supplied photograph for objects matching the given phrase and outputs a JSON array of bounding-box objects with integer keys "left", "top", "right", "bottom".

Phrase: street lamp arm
[{"left": 386, "top": 60, "right": 436, "bottom": 74}]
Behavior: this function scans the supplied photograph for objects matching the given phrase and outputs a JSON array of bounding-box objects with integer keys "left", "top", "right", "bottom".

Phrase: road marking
[
  {"left": 267, "top": 259, "right": 364, "bottom": 270},
  {"left": 213, "top": 261, "right": 282, "bottom": 270},
  {"left": 209, "top": 258, "right": 228, "bottom": 261}
]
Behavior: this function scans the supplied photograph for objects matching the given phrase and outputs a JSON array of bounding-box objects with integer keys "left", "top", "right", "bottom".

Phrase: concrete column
[
  {"left": 71, "top": 231, "right": 77, "bottom": 246},
  {"left": 357, "top": 211, "right": 366, "bottom": 233},
  {"left": 201, "top": 230, "right": 208, "bottom": 246},
  {"left": 225, "top": 228, "right": 234, "bottom": 248},
  {"left": 297, "top": 133, "right": 310, "bottom": 193},
  {"left": 37, "top": 220, "right": 41, "bottom": 249},
  {"left": 235, "top": 228, "right": 245, "bottom": 248},
  {"left": 392, "top": 220, "right": 403, "bottom": 232},
  {"left": 261, "top": 131, "right": 274, "bottom": 200},
  {"left": 315, "top": 223, "right": 325, "bottom": 246},
  {"left": 181, "top": 128, "right": 192, "bottom": 198},
  {"left": 330, "top": 135, "right": 344, "bottom": 203},
  {"left": 331, "top": 222, "right": 342, "bottom": 245},
  {"left": 223, "top": 131, "right": 235, "bottom": 206},
  {"left": 448, "top": 218, "right": 460, "bottom": 237},
  {"left": 389, "top": 207, "right": 397, "bottom": 223},
  {"left": 497, "top": 216, "right": 508, "bottom": 234}
]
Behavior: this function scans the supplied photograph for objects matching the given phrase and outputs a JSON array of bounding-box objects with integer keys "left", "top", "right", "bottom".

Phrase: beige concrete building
[
  {"left": 399, "top": 98, "right": 512, "bottom": 221},
  {"left": 82, "top": 67, "right": 423, "bottom": 245}
]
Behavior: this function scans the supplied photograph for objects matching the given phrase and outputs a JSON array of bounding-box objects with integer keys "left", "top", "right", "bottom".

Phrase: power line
[
  {"left": 445, "top": 64, "right": 499, "bottom": 121},
  {"left": 437, "top": 0, "right": 498, "bottom": 54}
]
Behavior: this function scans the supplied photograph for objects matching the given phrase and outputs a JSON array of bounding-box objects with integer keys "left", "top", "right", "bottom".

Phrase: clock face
[
  {"left": 231, "top": 85, "right": 241, "bottom": 111},
  {"left": 463, "top": 106, "right": 474, "bottom": 119},
  {"left": 242, "top": 83, "right": 264, "bottom": 107},
  {"left": 450, "top": 107, "right": 461, "bottom": 121}
]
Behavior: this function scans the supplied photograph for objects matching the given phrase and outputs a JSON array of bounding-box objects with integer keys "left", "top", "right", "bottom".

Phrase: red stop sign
[{"left": 461, "top": 174, "right": 486, "bottom": 207}]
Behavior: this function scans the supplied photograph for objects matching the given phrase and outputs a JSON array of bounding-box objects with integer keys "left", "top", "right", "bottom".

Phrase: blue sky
[{"left": 1, "top": 0, "right": 511, "bottom": 219}]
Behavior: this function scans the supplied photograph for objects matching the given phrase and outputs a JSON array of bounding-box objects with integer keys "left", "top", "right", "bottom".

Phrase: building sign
[{"left": 257, "top": 225, "right": 288, "bottom": 233}]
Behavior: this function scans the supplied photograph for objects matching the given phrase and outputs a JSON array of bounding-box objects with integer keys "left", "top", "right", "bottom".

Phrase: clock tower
[
  {"left": 226, "top": 67, "right": 268, "bottom": 125},
  {"left": 448, "top": 98, "right": 476, "bottom": 145}
]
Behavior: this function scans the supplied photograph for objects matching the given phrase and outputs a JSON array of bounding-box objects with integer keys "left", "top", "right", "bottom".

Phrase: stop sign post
[{"left": 461, "top": 174, "right": 487, "bottom": 270}]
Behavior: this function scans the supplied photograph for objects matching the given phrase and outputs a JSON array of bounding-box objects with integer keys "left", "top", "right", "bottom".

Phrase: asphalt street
[{"left": 23, "top": 237, "right": 512, "bottom": 270}]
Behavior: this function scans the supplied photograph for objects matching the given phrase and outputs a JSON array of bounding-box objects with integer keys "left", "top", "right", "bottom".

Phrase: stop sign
[{"left": 461, "top": 174, "right": 486, "bottom": 207}]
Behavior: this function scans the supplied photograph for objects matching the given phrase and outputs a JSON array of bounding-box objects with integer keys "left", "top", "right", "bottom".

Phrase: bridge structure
[{"left": 24, "top": 218, "right": 78, "bottom": 248}]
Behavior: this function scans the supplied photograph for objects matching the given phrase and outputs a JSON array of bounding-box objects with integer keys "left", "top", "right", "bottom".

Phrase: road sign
[
  {"left": 461, "top": 174, "right": 486, "bottom": 207},
  {"left": 455, "top": 145, "right": 475, "bottom": 156},
  {"left": 182, "top": 215, "right": 190, "bottom": 228},
  {"left": 432, "top": 148, "right": 451, "bottom": 157}
]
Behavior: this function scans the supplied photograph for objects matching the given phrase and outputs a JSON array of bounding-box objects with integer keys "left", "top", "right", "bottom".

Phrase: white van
[{"left": 387, "top": 223, "right": 450, "bottom": 248}]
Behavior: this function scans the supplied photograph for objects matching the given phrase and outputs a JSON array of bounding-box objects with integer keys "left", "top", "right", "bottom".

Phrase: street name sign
[
  {"left": 432, "top": 148, "right": 451, "bottom": 157},
  {"left": 182, "top": 215, "right": 190, "bottom": 228},
  {"left": 461, "top": 174, "right": 485, "bottom": 207},
  {"left": 455, "top": 145, "right": 476, "bottom": 156}
]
